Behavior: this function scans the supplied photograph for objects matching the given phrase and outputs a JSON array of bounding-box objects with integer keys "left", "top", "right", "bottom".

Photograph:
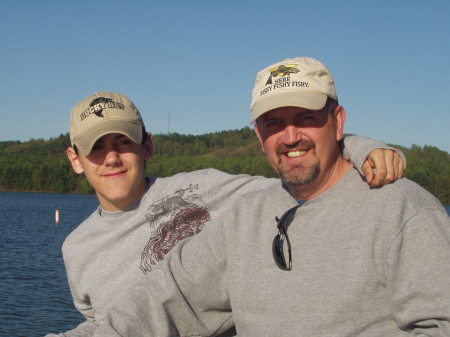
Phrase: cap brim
[
  {"left": 74, "top": 120, "right": 142, "bottom": 156},
  {"left": 250, "top": 92, "right": 328, "bottom": 123}
]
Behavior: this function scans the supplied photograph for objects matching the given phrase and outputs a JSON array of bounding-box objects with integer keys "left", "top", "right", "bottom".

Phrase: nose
[
  {"left": 103, "top": 148, "right": 122, "bottom": 166},
  {"left": 282, "top": 124, "right": 302, "bottom": 145}
]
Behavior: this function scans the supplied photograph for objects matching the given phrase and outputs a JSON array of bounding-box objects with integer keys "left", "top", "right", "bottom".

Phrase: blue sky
[{"left": 1, "top": 0, "right": 449, "bottom": 153}]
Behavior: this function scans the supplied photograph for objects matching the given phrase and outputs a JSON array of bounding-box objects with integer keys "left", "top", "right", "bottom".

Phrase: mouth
[
  {"left": 277, "top": 139, "right": 315, "bottom": 160},
  {"left": 103, "top": 170, "right": 127, "bottom": 178},
  {"left": 286, "top": 150, "right": 307, "bottom": 158}
]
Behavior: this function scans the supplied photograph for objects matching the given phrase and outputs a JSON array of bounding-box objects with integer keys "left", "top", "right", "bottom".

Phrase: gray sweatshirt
[
  {"left": 45, "top": 136, "right": 400, "bottom": 336},
  {"left": 93, "top": 167, "right": 450, "bottom": 337}
]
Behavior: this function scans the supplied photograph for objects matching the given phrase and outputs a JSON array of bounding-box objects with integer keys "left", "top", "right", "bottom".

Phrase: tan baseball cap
[
  {"left": 69, "top": 92, "right": 145, "bottom": 156},
  {"left": 250, "top": 57, "right": 338, "bottom": 123}
]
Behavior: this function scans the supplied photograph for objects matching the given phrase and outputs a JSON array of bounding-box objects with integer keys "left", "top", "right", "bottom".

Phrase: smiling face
[
  {"left": 67, "top": 133, "right": 153, "bottom": 211},
  {"left": 254, "top": 100, "right": 349, "bottom": 200}
]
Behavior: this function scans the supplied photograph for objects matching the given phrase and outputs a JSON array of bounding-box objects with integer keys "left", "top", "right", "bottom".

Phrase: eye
[
  {"left": 293, "top": 114, "right": 318, "bottom": 127},
  {"left": 118, "top": 137, "right": 133, "bottom": 145},
  {"left": 265, "top": 120, "right": 280, "bottom": 128},
  {"left": 115, "top": 137, "right": 135, "bottom": 151},
  {"left": 299, "top": 114, "right": 314, "bottom": 121},
  {"left": 91, "top": 141, "right": 104, "bottom": 152}
]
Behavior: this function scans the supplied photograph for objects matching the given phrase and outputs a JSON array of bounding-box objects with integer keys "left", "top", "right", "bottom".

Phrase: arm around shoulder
[
  {"left": 93, "top": 217, "right": 233, "bottom": 337},
  {"left": 342, "top": 135, "right": 406, "bottom": 186}
]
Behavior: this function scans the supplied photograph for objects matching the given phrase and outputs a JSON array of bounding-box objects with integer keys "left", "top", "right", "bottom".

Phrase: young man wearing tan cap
[
  {"left": 92, "top": 58, "right": 450, "bottom": 337},
  {"left": 46, "top": 90, "right": 405, "bottom": 336}
]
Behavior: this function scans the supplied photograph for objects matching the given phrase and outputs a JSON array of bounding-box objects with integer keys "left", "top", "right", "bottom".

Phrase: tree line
[{"left": 0, "top": 128, "right": 448, "bottom": 204}]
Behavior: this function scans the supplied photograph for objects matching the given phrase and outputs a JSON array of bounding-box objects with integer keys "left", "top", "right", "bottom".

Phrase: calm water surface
[
  {"left": 0, "top": 192, "right": 449, "bottom": 337},
  {"left": 0, "top": 192, "right": 98, "bottom": 337}
]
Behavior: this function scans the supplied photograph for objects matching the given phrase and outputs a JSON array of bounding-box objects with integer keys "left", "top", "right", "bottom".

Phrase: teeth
[{"left": 287, "top": 151, "right": 306, "bottom": 158}]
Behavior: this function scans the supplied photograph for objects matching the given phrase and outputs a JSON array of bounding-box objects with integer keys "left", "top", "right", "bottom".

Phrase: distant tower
[{"left": 168, "top": 111, "right": 171, "bottom": 135}]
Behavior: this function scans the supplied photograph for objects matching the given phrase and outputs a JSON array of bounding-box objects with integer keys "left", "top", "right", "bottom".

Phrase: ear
[
  {"left": 253, "top": 122, "right": 266, "bottom": 154},
  {"left": 334, "top": 105, "right": 346, "bottom": 142},
  {"left": 66, "top": 147, "right": 84, "bottom": 174},
  {"left": 143, "top": 133, "right": 153, "bottom": 160}
]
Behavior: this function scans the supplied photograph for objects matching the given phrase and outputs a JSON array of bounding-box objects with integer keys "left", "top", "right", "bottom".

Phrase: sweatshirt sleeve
[
  {"left": 341, "top": 135, "right": 407, "bottom": 175},
  {"left": 45, "top": 320, "right": 97, "bottom": 337},
  {"left": 386, "top": 205, "right": 450, "bottom": 336},
  {"left": 93, "top": 217, "right": 232, "bottom": 337},
  {"left": 45, "top": 247, "right": 98, "bottom": 337}
]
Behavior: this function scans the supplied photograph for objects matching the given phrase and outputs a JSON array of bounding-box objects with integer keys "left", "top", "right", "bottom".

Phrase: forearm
[
  {"left": 94, "top": 222, "right": 232, "bottom": 337},
  {"left": 342, "top": 135, "right": 406, "bottom": 173}
]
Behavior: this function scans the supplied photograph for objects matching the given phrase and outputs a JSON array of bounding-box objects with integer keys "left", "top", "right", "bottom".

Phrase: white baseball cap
[
  {"left": 250, "top": 57, "right": 338, "bottom": 123},
  {"left": 69, "top": 91, "right": 145, "bottom": 156}
]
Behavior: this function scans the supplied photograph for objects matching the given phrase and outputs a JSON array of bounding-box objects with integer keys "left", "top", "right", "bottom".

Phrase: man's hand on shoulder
[{"left": 363, "top": 149, "right": 404, "bottom": 186}]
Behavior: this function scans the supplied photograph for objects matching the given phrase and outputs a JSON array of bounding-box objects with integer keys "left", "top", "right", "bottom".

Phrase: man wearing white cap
[
  {"left": 46, "top": 88, "right": 406, "bottom": 336},
  {"left": 91, "top": 57, "right": 450, "bottom": 337}
]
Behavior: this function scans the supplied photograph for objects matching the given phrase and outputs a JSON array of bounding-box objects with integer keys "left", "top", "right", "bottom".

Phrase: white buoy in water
[{"left": 55, "top": 209, "right": 60, "bottom": 224}]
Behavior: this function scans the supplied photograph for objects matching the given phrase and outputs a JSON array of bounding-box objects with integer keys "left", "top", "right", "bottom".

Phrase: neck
[
  {"left": 287, "top": 156, "right": 351, "bottom": 201},
  {"left": 98, "top": 177, "right": 150, "bottom": 212}
]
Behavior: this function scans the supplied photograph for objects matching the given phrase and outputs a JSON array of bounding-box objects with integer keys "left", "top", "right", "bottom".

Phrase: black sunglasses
[{"left": 272, "top": 205, "right": 301, "bottom": 271}]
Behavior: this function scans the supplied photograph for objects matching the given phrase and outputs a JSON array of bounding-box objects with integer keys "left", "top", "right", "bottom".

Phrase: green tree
[{"left": 1, "top": 132, "right": 449, "bottom": 204}]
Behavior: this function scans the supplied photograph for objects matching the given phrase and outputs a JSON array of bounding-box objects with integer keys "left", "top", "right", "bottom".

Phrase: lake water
[
  {"left": 0, "top": 192, "right": 449, "bottom": 337},
  {"left": 0, "top": 192, "right": 98, "bottom": 337}
]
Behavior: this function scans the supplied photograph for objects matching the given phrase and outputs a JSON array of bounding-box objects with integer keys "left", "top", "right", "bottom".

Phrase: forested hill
[{"left": 0, "top": 127, "right": 449, "bottom": 204}]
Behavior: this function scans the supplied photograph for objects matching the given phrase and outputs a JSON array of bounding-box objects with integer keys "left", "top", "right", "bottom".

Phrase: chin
[{"left": 280, "top": 164, "right": 320, "bottom": 186}]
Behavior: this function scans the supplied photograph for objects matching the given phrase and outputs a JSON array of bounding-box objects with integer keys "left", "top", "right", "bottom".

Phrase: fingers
[
  {"left": 362, "top": 161, "right": 374, "bottom": 184},
  {"left": 381, "top": 150, "right": 395, "bottom": 185},
  {"left": 368, "top": 149, "right": 387, "bottom": 186},
  {"left": 394, "top": 151, "right": 405, "bottom": 180},
  {"left": 365, "top": 149, "right": 405, "bottom": 187},
  {"left": 385, "top": 150, "right": 404, "bottom": 182}
]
